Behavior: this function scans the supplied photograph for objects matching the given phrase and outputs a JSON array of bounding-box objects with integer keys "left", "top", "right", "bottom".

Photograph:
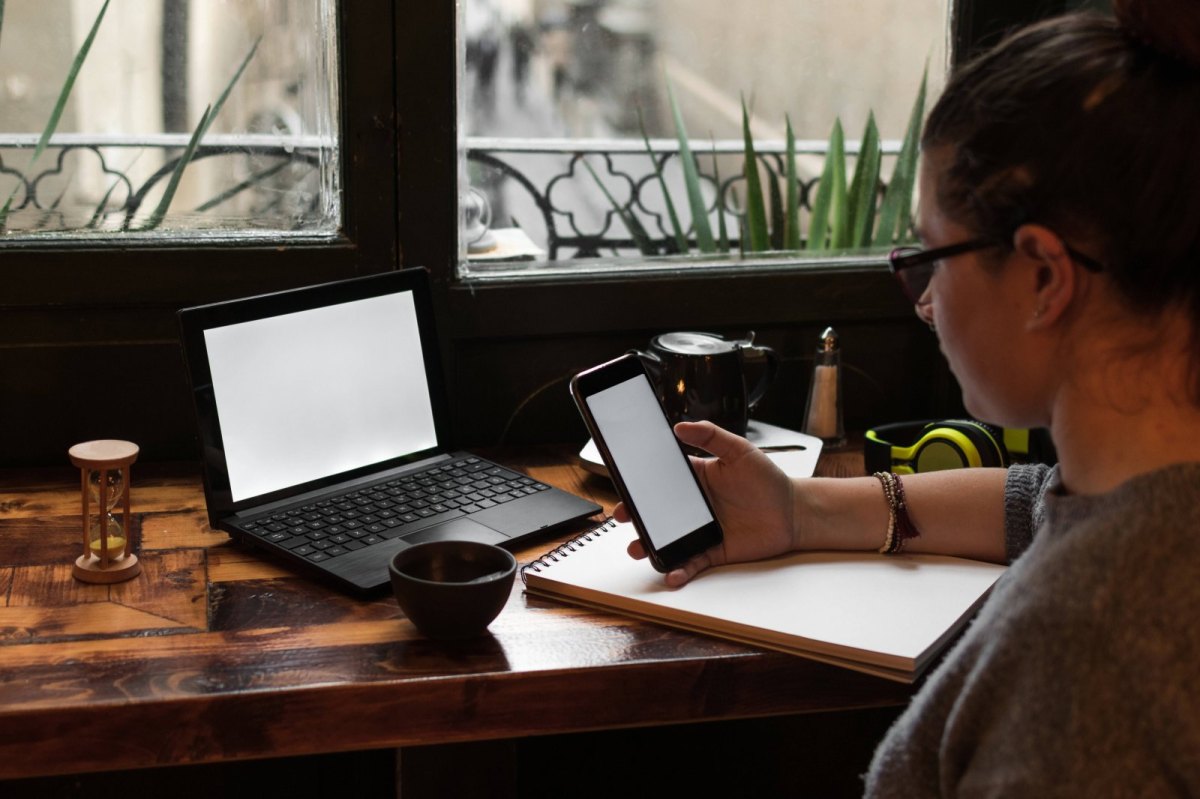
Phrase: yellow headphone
[{"left": 864, "top": 419, "right": 1014, "bottom": 475}]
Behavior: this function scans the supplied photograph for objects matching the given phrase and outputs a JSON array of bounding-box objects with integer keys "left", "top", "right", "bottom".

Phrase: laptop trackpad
[{"left": 404, "top": 518, "right": 510, "bottom": 547}]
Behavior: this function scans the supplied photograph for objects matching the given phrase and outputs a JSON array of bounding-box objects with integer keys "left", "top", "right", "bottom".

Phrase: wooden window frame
[{"left": 0, "top": 0, "right": 1076, "bottom": 465}]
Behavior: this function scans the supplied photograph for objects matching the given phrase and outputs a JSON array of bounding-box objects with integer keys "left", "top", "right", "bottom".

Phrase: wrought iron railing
[
  {"left": 0, "top": 133, "right": 332, "bottom": 235},
  {"left": 466, "top": 136, "right": 901, "bottom": 262},
  {"left": 0, "top": 134, "right": 895, "bottom": 259}
]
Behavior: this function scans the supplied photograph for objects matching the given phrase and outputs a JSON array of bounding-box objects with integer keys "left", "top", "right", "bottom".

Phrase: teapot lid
[{"left": 654, "top": 331, "right": 738, "bottom": 355}]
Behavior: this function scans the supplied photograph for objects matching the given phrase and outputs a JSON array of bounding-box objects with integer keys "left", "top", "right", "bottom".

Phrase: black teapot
[{"left": 629, "top": 331, "right": 778, "bottom": 437}]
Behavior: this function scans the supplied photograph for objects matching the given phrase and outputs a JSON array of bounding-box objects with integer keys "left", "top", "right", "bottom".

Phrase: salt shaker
[{"left": 802, "top": 327, "right": 846, "bottom": 448}]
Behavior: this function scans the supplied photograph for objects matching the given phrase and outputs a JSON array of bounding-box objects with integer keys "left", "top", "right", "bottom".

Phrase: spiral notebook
[{"left": 522, "top": 519, "right": 1006, "bottom": 683}]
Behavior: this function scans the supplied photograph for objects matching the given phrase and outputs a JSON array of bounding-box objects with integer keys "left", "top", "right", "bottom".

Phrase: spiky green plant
[
  {"left": 0, "top": 6, "right": 263, "bottom": 234},
  {"left": 136, "top": 36, "right": 261, "bottom": 230},
  {"left": 638, "top": 108, "right": 687, "bottom": 254},
  {"left": 666, "top": 77, "right": 716, "bottom": 252},
  {"left": 784, "top": 115, "right": 801, "bottom": 251},
  {"left": 874, "top": 64, "right": 928, "bottom": 247},
  {"left": 601, "top": 68, "right": 928, "bottom": 257},
  {"left": 0, "top": 0, "right": 110, "bottom": 227},
  {"left": 807, "top": 118, "right": 845, "bottom": 251},
  {"left": 847, "top": 112, "right": 881, "bottom": 248},
  {"left": 740, "top": 96, "right": 769, "bottom": 252}
]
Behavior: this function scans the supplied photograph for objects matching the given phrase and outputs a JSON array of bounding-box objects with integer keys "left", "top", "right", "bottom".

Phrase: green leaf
[
  {"left": 196, "top": 36, "right": 261, "bottom": 140},
  {"left": 138, "top": 36, "right": 260, "bottom": 230},
  {"left": 34, "top": 0, "right": 109, "bottom": 165},
  {"left": 194, "top": 159, "right": 290, "bottom": 213},
  {"left": 639, "top": 108, "right": 687, "bottom": 254},
  {"left": 809, "top": 118, "right": 848, "bottom": 251},
  {"left": 0, "top": 184, "right": 17, "bottom": 227},
  {"left": 827, "top": 120, "right": 850, "bottom": 250},
  {"left": 768, "top": 160, "right": 784, "bottom": 251},
  {"left": 666, "top": 76, "right": 715, "bottom": 252},
  {"left": 874, "top": 64, "right": 928, "bottom": 247},
  {"left": 710, "top": 138, "right": 730, "bottom": 253},
  {"left": 582, "top": 158, "right": 656, "bottom": 256},
  {"left": 0, "top": 1, "right": 7, "bottom": 49},
  {"left": 740, "top": 96, "right": 769, "bottom": 252},
  {"left": 1, "top": 0, "right": 109, "bottom": 227},
  {"left": 49, "top": 182, "right": 69, "bottom": 210},
  {"left": 138, "top": 104, "right": 212, "bottom": 231},
  {"left": 784, "top": 115, "right": 801, "bottom": 251},
  {"left": 87, "top": 175, "right": 124, "bottom": 229},
  {"left": 847, "top": 112, "right": 881, "bottom": 248},
  {"left": 806, "top": 120, "right": 837, "bottom": 250}
]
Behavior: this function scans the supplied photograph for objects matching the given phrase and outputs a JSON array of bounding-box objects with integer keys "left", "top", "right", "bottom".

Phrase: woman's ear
[{"left": 1011, "top": 224, "right": 1079, "bottom": 330}]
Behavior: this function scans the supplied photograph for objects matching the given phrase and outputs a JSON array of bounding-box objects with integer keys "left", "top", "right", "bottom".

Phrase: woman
[{"left": 620, "top": 1, "right": 1200, "bottom": 794}]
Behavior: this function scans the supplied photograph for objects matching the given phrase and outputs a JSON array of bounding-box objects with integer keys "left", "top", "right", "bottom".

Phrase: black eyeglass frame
[{"left": 887, "top": 237, "right": 1104, "bottom": 305}]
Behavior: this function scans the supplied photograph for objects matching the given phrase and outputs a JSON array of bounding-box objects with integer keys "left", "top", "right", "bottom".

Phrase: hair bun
[{"left": 1114, "top": 0, "right": 1200, "bottom": 69}]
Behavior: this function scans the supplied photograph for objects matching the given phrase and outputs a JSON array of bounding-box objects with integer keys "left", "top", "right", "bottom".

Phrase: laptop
[{"left": 178, "top": 268, "right": 601, "bottom": 595}]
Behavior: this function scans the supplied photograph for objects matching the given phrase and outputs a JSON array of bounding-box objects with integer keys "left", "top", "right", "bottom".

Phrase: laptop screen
[{"left": 203, "top": 289, "right": 438, "bottom": 502}]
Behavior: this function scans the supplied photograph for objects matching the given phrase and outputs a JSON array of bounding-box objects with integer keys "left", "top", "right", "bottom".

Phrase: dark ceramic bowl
[{"left": 388, "top": 540, "right": 516, "bottom": 639}]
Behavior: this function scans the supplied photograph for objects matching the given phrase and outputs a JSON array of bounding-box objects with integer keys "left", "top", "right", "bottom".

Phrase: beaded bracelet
[{"left": 873, "top": 471, "right": 922, "bottom": 554}]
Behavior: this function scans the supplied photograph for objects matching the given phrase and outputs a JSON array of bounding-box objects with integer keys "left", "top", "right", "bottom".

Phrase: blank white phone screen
[
  {"left": 204, "top": 291, "right": 438, "bottom": 502},
  {"left": 586, "top": 374, "right": 714, "bottom": 549}
]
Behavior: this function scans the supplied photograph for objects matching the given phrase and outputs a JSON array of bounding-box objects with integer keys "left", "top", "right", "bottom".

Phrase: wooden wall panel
[
  {"left": 0, "top": 338, "right": 195, "bottom": 466},
  {"left": 447, "top": 318, "right": 959, "bottom": 449}
]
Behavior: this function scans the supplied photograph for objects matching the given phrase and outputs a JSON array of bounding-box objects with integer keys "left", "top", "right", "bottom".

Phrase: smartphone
[{"left": 569, "top": 354, "right": 723, "bottom": 572}]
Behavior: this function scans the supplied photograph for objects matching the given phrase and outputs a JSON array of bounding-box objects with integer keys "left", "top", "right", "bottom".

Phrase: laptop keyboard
[{"left": 237, "top": 457, "right": 551, "bottom": 564}]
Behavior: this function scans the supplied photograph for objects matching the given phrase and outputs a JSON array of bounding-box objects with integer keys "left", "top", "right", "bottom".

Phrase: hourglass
[{"left": 69, "top": 440, "right": 141, "bottom": 584}]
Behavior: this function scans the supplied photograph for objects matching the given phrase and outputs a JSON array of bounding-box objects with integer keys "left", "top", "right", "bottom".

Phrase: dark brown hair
[{"left": 923, "top": 1, "right": 1200, "bottom": 397}]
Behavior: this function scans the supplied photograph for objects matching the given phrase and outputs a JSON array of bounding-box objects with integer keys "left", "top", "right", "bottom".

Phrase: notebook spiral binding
[{"left": 520, "top": 517, "right": 618, "bottom": 585}]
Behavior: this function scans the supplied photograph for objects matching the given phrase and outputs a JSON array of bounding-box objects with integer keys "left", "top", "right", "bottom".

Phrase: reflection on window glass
[
  {"left": 461, "top": 0, "right": 948, "bottom": 268},
  {"left": 0, "top": 0, "right": 340, "bottom": 239}
]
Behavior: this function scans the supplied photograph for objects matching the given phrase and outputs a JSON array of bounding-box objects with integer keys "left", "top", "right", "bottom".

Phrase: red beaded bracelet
[{"left": 873, "top": 471, "right": 922, "bottom": 554}]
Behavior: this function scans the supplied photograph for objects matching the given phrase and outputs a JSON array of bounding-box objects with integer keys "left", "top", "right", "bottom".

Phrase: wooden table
[{"left": 0, "top": 445, "right": 910, "bottom": 794}]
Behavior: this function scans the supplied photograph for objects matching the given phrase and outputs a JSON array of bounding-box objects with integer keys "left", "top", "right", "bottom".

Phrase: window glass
[
  {"left": 460, "top": 0, "right": 948, "bottom": 272},
  {"left": 0, "top": 0, "right": 340, "bottom": 239}
]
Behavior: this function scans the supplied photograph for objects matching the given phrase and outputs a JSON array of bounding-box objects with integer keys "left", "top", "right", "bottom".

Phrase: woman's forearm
[{"left": 794, "top": 468, "right": 1009, "bottom": 563}]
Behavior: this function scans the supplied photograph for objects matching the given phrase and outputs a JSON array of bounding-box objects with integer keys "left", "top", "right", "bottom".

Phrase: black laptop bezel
[{"left": 177, "top": 268, "right": 454, "bottom": 528}]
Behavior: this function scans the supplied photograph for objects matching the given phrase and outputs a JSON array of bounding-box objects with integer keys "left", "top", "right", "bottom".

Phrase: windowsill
[
  {"left": 0, "top": 229, "right": 346, "bottom": 248},
  {"left": 459, "top": 248, "right": 892, "bottom": 283},
  {"left": 445, "top": 253, "right": 911, "bottom": 341}
]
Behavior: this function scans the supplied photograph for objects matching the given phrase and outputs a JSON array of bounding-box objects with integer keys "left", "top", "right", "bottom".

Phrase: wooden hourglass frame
[{"left": 69, "top": 440, "right": 142, "bottom": 584}]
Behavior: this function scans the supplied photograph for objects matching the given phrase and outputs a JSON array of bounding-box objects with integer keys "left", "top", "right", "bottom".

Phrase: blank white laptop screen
[{"left": 203, "top": 290, "right": 438, "bottom": 502}]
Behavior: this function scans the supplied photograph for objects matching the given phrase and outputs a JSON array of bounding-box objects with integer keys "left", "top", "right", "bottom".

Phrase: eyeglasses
[
  {"left": 888, "top": 237, "right": 1104, "bottom": 305},
  {"left": 887, "top": 239, "right": 996, "bottom": 305}
]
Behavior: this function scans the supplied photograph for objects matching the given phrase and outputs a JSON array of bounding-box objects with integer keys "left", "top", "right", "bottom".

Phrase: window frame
[
  {"left": 401, "top": 0, "right": 1081, "bottom": 326},
  {"left": 0, "top": 0, "right": 1078, "bottom": 465},
  {"left": 1, "top": 1, "right": 398, "bottom": 312}
]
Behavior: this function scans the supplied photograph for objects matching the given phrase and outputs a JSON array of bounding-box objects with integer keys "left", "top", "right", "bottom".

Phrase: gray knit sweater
[{"left": 864, "top": 462, "right": 1200, "bottom": 797}]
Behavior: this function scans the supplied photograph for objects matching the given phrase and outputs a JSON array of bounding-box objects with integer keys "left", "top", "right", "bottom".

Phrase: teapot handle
[{"left": 741, "top": 342, "right": 779, "bottom": 410}]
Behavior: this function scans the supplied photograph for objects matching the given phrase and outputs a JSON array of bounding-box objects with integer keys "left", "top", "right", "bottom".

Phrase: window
[
  {"left": 2, "top": 2, "right": 394, "bottom": 466},
  {"left": 0, "top": 0, "right": 340, "bottom": 239},
  {"left": 459, "top": 0, "right": 949, "bottom": 275}
]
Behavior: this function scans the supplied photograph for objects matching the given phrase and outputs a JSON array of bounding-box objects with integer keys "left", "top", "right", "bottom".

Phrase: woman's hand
[{"left": 615, "top": 420, "right": 797, "bottom": 587}]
